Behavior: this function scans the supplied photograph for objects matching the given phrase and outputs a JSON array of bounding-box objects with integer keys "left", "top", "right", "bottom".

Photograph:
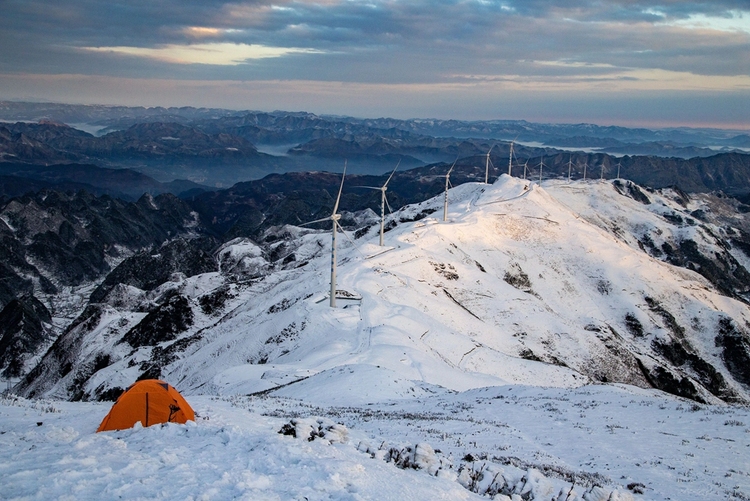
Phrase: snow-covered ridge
[{"left": 17, "top": 175, "right": 750, "bottom": 408}]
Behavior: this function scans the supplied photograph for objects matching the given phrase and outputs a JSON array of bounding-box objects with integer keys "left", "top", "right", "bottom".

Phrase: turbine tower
[
  {"left": 444, "top": 158, "right": 457, "bottom": 222},
  {"left": 301, "top": 162, "right": 347, "bottom": 307},
  {"left": 616, "top": 160, "right": 622, "bottom": 179},
  {"left": 522, "top": 160, "right": 529, "bottom": 180}
]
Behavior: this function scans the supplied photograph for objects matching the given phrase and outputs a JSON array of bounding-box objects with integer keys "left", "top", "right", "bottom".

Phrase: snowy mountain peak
[{"left": 16, "top": 176, "right": 750, "bottom": 407}]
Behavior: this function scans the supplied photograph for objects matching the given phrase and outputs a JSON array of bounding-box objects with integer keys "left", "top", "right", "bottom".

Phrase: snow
[
  {"left": 6, "top": 175, "right": 750, "bottom": 499},
  {"left": 2, "top": 384, "right": 749, "bottom": 500},
  {"left": 0, "top": 394, "right": 478, "bottom": 501}
]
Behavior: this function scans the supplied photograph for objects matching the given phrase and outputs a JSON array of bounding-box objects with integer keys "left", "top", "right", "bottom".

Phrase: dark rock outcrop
[
  {"left": 90, "top": 237, "right": 218, "bottom": 303},
  {"left": 0, "top": 295, "right": 52, "bottom": 378},
  {"left": 121, "top": 294, "right": 194, "bottom": 349}
]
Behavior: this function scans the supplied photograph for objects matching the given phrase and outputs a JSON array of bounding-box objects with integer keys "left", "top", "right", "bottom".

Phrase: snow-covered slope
[
  {"left": 3, "top": 384, "right": 750, "bottom": 501},
  {"left": 18, "top": 175, "right": 750, "bottom": 407}
]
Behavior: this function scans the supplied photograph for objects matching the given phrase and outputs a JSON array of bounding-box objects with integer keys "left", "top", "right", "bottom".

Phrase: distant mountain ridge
[
  {"left": 3, "top": 118, "right": 750, "bottom": 198},
  {"left": 0, "top": 161, "right": 210, "bottom": 200},
  {"left": 4, "top": 101, "right": 746, "bottom": 146},
  {"left": 2, "top": 102, "right": 749, "bottom": 187}
]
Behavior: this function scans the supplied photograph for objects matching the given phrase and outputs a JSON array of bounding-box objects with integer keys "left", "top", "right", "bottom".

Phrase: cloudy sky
[{"left": 1, "top": 0, "right": 749, "bottom": 128}]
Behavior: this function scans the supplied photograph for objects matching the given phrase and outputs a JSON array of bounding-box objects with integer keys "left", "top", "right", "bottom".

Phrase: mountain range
[{"left": 3, "top": 102, "right": 750, "bottom": 190}]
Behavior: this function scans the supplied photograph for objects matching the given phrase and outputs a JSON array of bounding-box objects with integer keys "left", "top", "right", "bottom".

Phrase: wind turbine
[
  {"left": 567, "top": 154, "right": 573, "bottom": 182},
  {"left": 538, "top": 156, "right": 544, "bottom": 184},
  {"left": 522, "top": 160, "right": 529, "bottom": 180},
  {"left": 355, "top": 160, "right": 399, "bottom": 246},
  {"left": 507, "top": 136, "right": 519, "bottom": 177},
  {"left": 301, "top": 162, "right": 347, "bottom": 307},
  {"left": 616, "top": 160, "right": 622, "bottom": 179},
  {"left": 444, "top": 158, "right": 457, "bottom": 222},
  {"left": 582, "top": 159, "right": 588, "bottom": 180},
  {"left": 484, "top": 145, "right": 495, "bottom": 184}
]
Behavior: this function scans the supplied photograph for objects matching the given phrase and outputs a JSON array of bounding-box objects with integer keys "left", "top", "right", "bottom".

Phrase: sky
[{"left": 1, "top": 0, "right": 749, "bottom": 129}]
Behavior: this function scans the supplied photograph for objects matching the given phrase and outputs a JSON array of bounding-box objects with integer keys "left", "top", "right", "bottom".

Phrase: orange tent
[{"left": 97, "top": 379, "right": 195, "bottom": 432}]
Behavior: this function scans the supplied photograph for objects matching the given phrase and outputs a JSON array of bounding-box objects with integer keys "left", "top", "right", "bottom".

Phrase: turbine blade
[
  {"left": 335, "top": 220, "right": 368, "bottom": 259},
  {"left": 332, "top": 161, "right": 347, "bottom": 215},
  {"left": 352, "top": 186, "right": 382, "bottom": 190},
  {"left": 384, "top": 195, "right": 393, "bottom": 214},
  {"left": 299, "top": 216, "right": 331, "bottom": 227},
  {"left": 384, "top": 159, "right": 400, "bottom": 187},
  {"left": 447, "top": 156, "right": 458, "bottom": 176}
]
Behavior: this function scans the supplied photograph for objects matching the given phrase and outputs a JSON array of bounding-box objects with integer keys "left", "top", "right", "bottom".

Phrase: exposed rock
[
  {"left": 637, "top": 358, "right": 709, "bottom": 404},
  {"left": 90, "top": 237, "right": 218, "bottom": 303},
  {"left": 0, "top": 295, "right": 53, "bottom": 378},
  {"left": 715, "top": 317, "right": 750, "bottom": 390},
  {"left": 121, "top": 294, "right": 194, "bottom": 349},
  {"left": 652, "top": 338, "right": 739, "bottom": 402},
  {"left": 16, "top": 304, "right": 106, "bottom": 398}
]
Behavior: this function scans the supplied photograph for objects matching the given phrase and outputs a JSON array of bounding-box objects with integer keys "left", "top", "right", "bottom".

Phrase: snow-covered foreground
[{"left": 2, "top": 382, "right": 749, "bottom": 500}]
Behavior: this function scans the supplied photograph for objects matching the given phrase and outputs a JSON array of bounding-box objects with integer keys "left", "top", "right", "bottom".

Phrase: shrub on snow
[{"left": 277, "top": 417, "right": 349, "bottom": 444}]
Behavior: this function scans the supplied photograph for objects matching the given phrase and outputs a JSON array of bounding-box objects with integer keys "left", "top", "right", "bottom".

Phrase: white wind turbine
[
  {"left": 355, "top": 160, "right": 399, "bottom": 246},
  {"left": 484, "top": 146, "right": 495, "bottom": 184},
  {"left": 444, "top": 158, "right": 457, "bottom": 222},
  {"left": 616, "top": 159, "right": 622, "bottom": 179},
  {"left": 538, "top": 156, "right": 545, "bottom": 184},
  {"left": 567, "top": 154, "right": 573, "bottom": 182},
  {"left": 582, "top": 159, "right": 588, "bottom": 180},
  {"left": 522, "top": 159, "right": 529, "bottom": 180},
  {"left": 301, "top": 162, "right": 347, "bottom": 307}
]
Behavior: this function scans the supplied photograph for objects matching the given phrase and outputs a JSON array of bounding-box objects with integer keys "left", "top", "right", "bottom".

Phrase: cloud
[
  {"left": 0, "top": 1, "right": 747, "bottom": 127},
  {"left": 449, "top": 66, "right": 750, "bottom": 92},
  {"left": 3, "top": 1, "right": 748, "bottom": 75},
  {"left": 661, "top": 9, "right": 750, "bottom": 34},
  {"left": 82, "top": 43, "right": 324, "bottom": 65},
  {"left": 183, "top": 27, "right": 228, "bottom": 39}
]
